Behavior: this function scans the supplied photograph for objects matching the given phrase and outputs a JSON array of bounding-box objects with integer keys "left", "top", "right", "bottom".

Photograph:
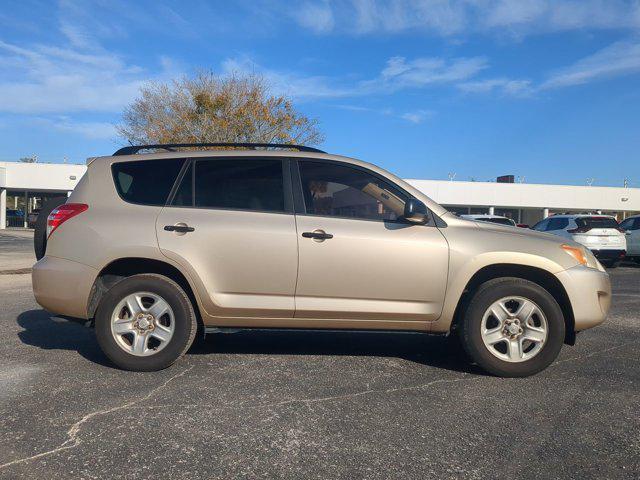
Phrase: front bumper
[
  {"left": 32, "top": 256, "right": 98, "bottom": 319},
  {"left": 555, "top": 265, "right": 611, "bottom": 332}
]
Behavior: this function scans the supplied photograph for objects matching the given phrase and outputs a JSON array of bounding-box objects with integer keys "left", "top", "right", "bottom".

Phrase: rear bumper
[
  {"left": 555, "top": 265, "right": 611, "bottom": 332},
  {"left": 32, "top": 256, "right": 97, "bottom": 319},
  {"left": 590, "top": 249, "right": 626, "bottom": 260}
]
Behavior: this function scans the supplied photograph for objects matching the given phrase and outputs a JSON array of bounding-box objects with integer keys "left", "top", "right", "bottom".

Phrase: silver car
[{"left": 32, "top": 143, "right": 611, "bottom": 376}]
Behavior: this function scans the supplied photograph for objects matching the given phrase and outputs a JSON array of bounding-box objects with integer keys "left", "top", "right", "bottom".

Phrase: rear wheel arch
[
  {"left": 451, "top": 264, "right": 576, "bottom": 345},
  {"left": 88, "top": 257, "right": 202, "bottom": 329}
]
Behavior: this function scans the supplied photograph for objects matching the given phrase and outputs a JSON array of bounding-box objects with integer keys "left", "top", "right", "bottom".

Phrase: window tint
[
  {"left": 546, "top": 218, "right": 569, "bottom": 231},
  {"left": 192, "top": 159, "right": 284, "bottom": 212},
  {"left": 619, "top": 219, "right": 633, "bottom": 231},
  {"left": 575, "top": 216, "right": 620, "bottom": 230},
  {"left": 112, "top": 159, "right": 185, "bottom": 206},
  {"left": 172, "top": 163, "right": 193, "bottom": 207},
  {"left": 532, "top": 219, "right": 548, "bottom": 231},
  {"left": 298, "top": 161, "right": 408, "bottom": 222}
]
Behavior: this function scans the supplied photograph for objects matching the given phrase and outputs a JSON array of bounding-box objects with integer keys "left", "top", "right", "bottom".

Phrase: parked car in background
[
  {"left": 532, "top": 214, "right": 626, "bottom": 267},
  {"left": 460, "top": 214, "right": 517, "bottom": 227},
  {"left": 28, "top": 209, "right": 40, "bottom": 228},
  {"left": 5, "top": 209, "right": 25, "bottom": 227},
  {"left": 619, "top": 215, "right": 640, "bottom": 262},
  {"left": 32, "top": 143, "right": 611, "bottom": 377}
]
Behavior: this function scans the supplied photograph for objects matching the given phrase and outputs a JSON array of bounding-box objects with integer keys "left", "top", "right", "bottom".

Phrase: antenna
[
  {"left": 587, "top": 178, "right": 595, "bottom": 186},
  {"left": 448, "top": 172, "right": 457, "bottom": 181}
]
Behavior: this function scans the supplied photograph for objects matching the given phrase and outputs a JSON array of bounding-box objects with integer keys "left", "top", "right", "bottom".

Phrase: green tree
[{"left": 117, "top": 72, "right": 324, "bottom": 147}]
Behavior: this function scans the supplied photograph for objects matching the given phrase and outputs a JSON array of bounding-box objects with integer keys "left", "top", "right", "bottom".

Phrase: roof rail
[{"left": 113, "top": 143, "right": 326, "bottom": 156}]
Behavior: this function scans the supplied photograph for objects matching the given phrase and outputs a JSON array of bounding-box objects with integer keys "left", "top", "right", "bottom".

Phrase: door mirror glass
[{"left": 403, "top": 199, "right": 429, "bottom": 224}]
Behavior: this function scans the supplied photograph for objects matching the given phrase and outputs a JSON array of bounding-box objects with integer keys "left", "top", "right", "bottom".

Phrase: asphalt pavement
[{"left": 0, "top": 241, "right": 638, "bottom": 479}]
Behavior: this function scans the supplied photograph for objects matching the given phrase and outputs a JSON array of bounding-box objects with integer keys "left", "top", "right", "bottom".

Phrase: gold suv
[{"left": 32, "top": 143, "right": 611, "bottom": 376}]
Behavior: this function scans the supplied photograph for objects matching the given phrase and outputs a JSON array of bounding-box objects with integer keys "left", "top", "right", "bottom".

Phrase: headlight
[{"left": 561, "top": 244, "right": 600, "bottom": 269}]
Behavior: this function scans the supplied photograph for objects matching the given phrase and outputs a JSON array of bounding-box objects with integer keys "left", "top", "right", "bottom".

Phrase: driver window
[{"left": 298, "top": 161, "right": 408, "bottom": 222}]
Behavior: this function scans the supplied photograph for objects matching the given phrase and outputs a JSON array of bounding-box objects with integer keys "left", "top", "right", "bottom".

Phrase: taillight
[{"left": 47, "top": 203, "right": 88, "bottom": 238}]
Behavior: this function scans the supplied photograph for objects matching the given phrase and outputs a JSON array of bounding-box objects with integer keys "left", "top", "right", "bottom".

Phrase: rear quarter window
[{"left": 112, "top": 159, "right": 185, "bottom": 206}]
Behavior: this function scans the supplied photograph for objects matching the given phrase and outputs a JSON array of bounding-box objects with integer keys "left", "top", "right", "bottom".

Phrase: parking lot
[{"left": 0, "top": 231, "right": 639, "bottom": 479}]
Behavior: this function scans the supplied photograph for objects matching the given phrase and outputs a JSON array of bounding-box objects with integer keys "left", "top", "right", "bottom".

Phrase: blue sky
[{"left": 1, "top": 0, "right": 639, "bottom": 187}]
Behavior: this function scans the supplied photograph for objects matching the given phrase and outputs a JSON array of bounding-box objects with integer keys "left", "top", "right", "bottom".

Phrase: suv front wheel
[
  {"left": 459, "top": 278, "right": 565, "bottom": 377},
  {"left": 95, "top": 274, "right": 197, "bottom": 371}
]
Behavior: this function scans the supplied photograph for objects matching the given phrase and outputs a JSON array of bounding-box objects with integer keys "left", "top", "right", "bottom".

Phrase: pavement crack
[
  {"left": 553, "top": 342, "right": 633, "bottom": 365},
  {"left": 0, "top": 364, "right": 194, "bottom": 470},
  {"left": 260, "top": 374, "right": 475, "bottom": 409}
]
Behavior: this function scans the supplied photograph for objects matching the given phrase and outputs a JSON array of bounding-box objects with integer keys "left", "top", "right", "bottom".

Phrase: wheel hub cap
[
  {"left": 110, "top": 292, "right": 175, "bottom": 357},
  {"left": 480, "top": 296, "right": 549, "bottom": 363},
  {"left": 134, "top": 313, "right": 155, "bottom": 331}
]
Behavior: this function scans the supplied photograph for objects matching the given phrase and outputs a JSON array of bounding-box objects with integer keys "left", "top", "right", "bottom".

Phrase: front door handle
[
  {"left": 302, "top": 230, "right": 333, "bottom": 240},
  {"left": 164, "top": 224, "right": 195, "bottom": 233}
]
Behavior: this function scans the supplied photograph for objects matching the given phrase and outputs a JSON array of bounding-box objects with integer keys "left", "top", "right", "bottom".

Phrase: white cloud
[
  {"left": 293, "top": 1, "right": 335, "bottom": 33},
  {"left": 541, "top": 40, "right": 640, "bottom": 89},
  {"left": 457, "top": 77, "right": 533, "bottom": 95},
  {"left": 352, "top": 0, "right": 468, "bottom": 35},
  {"left": 333, "top": 104, "right": 434, "bottom": 122},
  {"left": 221, "top": 56, "right": 354, "bottom": 98},
  {"left": 34, "top": 117, "right": 116, "bottom": 139},
  {"left": 458, "top": 40, "right": 640, "bottom": 96},
  {"left": 0, "top": 40, "right": 174, "bottom": 114},
  {"left": 482, "top": 0, "right": 640, "bottom": 33},
  {"left": 400, "top": 109, "right": 435, "bottom": 123},
  {"left": 376, "top": 55, "right": 488, "bottom": 89},
  {"left": 221, "top": 54, "right": 488, "bottom": 99},
  {"left": 288, "top": 0, "right": 640, "bottom": 37}
]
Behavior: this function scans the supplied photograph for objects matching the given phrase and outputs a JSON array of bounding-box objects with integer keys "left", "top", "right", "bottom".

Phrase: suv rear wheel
[
  {"left": 95, "top": 274, "right": 197, "bottom": 371},
  {"left": 459, "top": 278, "right": 565, "bottom": 377}
]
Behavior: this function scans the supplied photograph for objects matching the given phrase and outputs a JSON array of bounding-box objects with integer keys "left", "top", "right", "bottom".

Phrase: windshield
[{"left": 575, "top": 217, "right": 619, "bottom": 230}]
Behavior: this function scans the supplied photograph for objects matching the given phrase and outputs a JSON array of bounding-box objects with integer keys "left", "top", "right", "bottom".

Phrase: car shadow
[
  {"left": 16, "top": 309, "right": 483, "bottom": 375},
  {"left": 16, "top": 309, "right": 111, "bottom": 366},
  {"left": 189, "top": 329, "right": 483, "bottom": 375}
]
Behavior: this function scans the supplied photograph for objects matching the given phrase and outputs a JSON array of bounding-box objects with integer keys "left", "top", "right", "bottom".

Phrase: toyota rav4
[{"left": 32, "top": 143, "right": 611, "bottom": 376}]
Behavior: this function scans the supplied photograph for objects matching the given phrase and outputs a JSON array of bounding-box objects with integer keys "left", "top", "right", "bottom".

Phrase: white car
[
  {"left": 619, "top": 215, "right": 640, "bottom": 261},
  {"left": 460, "top": 214, "right": 516, "bottom": 227},
  {"left": 532, "top": 214, "right": 626, "bottom": 267}
]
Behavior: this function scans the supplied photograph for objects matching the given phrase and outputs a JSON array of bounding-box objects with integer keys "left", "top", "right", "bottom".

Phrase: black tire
[
  {"left": 95, "top": 274, "right": 197, "bottom": 371},
  {"left": 34, "top": 196, "right": 66, "bottom": 260},
  {"left": 459, "top": 277, "right": 565, "bottom": 377}
]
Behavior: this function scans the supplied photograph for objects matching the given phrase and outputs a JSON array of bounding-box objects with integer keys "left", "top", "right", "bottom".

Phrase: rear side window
[
  {"left": 620, "top": 218, "right": 640, "bottom": 231},
  {"left": 173, "top": 158, "right": 285, "bottom": 212},
  {"left": 576, "top": 217, "right": 620, "bottom": 230},
  {"left": 546, "top": 218, "right": 569, "bottom": 231},
  {"left": 112, "top": 159, "right": 185, "bottom": 206},
  {"left": 532, "top": 219, "right": 548, "bottom": 231}
]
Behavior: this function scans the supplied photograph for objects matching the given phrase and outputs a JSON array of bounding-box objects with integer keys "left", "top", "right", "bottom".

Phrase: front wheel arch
[{"left": 451, "top": 264, "right": 575, "bottom": 345}]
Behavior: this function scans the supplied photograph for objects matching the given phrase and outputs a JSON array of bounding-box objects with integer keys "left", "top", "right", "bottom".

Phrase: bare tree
[{"left": 117, "top": 72, "right": 324, "bottom": 147}]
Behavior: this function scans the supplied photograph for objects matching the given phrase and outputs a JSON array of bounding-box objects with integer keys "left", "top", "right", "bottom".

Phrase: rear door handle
[
  {"left": 164, "top": 224, "right": 195, "bottom": 233},
  {"left": 302, "top": 230, "right": 333, "bottom": 240}
]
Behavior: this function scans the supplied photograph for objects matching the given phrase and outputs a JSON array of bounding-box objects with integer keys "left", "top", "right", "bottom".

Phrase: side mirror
[{"left": 403, "top": 199, "right": 429, "bottom": 224}]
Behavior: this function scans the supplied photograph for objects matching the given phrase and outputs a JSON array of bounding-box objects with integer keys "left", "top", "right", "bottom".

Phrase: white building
[
  {"left": 0, "top": 161, "right": 87, "bottom": 228},
  {"left": 1, "top": 160, "right": 639, "bottom": 229},
  {"left": 407, "top": 179, "right": 640, "bottom": 225}
]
